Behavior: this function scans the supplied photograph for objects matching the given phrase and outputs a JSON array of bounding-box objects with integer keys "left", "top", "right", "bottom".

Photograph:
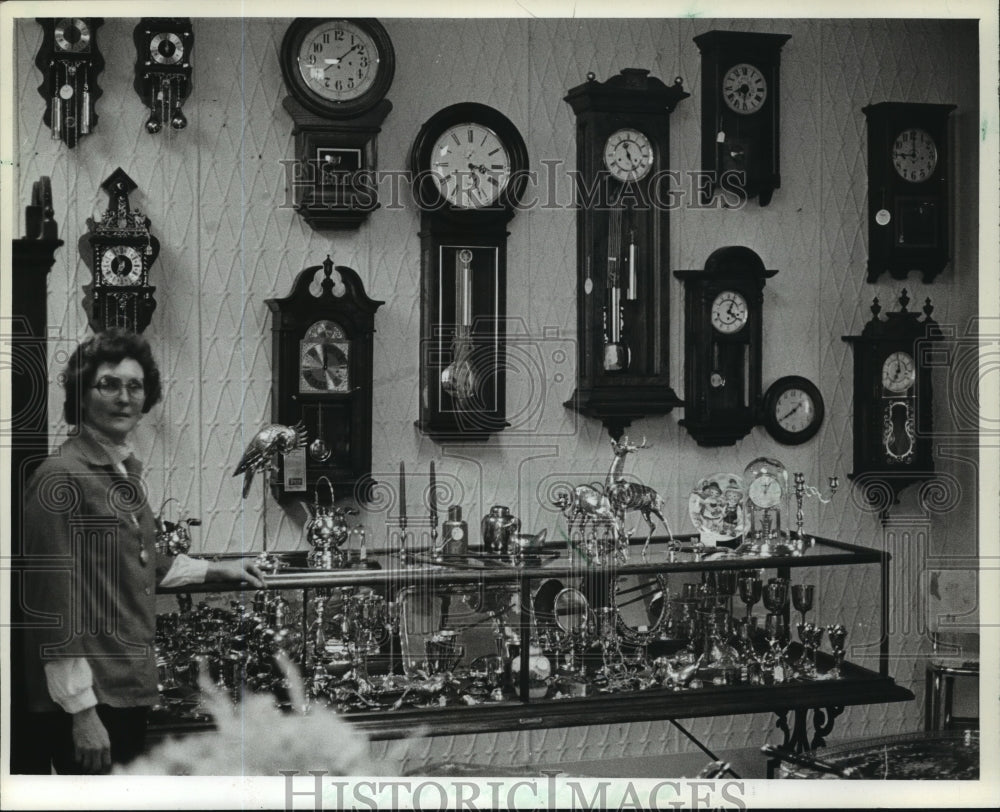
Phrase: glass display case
[{"left": 153, "top": 534, "right": 913, "bottom": 754}]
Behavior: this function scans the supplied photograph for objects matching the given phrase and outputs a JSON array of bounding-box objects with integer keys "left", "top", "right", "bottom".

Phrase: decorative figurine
[
  {"left": 233, "top": 421, "right": 308, "bottom": 498},
  {"left": 604, "top": 435, "right": 672, "bottom": 557},
  {"left": 154, "top": 497, "right": 200, "bottom": 556}
]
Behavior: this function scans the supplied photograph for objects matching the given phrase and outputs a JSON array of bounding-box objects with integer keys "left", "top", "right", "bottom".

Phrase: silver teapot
[
  {"left": 154, "top": 498, "right": 200, "bottom": 556},
  {"left": 303, "top": 477, "right": 354, "bottom": 551},
  {"left": 481, "top": 505, "right": 521, "bottom": 554}
]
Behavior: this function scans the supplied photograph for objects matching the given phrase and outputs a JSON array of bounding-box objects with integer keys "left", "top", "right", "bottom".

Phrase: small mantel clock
[
  {"left": 563, "top": 69, "right": 689, "bottom": 440},
  {"left": 674, "top": 246, "right": 776, "bottom": 446},
  {"left": 81, "top": 168, "right": 159, "bottom": 334},
  {"left": 862, "top": 102, "right": 956, "bottom": 283},
  {"left": 279, "top": 18, "right": 395, "bottom": 230},
  {"left": 409, "top": 102, "right": 529, "bottom": 441},
  {"left": 266, "top": 257, "right": 384, "bottom": 503},
  {"left": 842, "top": 291, "right": 940, "bottom": 515},
  {"left": 694, "top": 30, "right": 790, "bottom": 206},
  {"left": 35, "top": 17, "right": 105, "bottom": 148}
]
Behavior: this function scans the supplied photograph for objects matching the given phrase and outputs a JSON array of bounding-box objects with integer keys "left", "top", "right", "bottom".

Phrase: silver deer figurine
[{"left": 604, "top": 435, "right": 673, "bottom": 557}]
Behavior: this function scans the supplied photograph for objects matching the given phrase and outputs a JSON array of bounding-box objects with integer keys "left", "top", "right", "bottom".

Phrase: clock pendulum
[
  {"left": 309, "top": 404, "right": 332, "bottom": 462},
  {"left": 440, "top": 249, "right": 476, "bottom": 405}
]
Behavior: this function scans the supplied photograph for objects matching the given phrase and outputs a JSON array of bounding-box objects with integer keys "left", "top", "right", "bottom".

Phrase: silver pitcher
[{"left": 480, "top": 505, "right": 520, "bottom": 554}]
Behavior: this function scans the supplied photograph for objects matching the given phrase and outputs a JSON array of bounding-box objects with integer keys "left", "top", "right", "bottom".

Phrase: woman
[{"left": 19, "top": 329, "right": 264, "bottom": 774}]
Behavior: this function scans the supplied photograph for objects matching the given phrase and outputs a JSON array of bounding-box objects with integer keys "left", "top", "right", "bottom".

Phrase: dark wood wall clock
[
  {"left": 279, "top": 18, "right": 395, "bottom": 230},
  {"left": 674, "top": 246, "right": 777, "bottom": 446},
  {"left": 563, "top": 69, "right": 689, "bottom": 440},
  {"left": 842, "top": 291, "right": 940, "bottom": 515},
  {"left": 409, "top": 102, "right": 529, "bottom": 441},
  {"left": 266, "top": 256, "right": 384, "bottom": 503},
  {"left": 762, "top": 375, "right": 825, "bottom": 445},
  {"left": 862, "top": 102, "right": 956, "bottom": 283},
  {"left": 81, "top": 168, "right": 159, "bottom": 334},
  {"left": 693, "top": 30, "right": 791, "bottom": 206},
  {"left": 133, "top": 18, "right": 194, "bottom": 134},
  {"left": 34, "top": 17, "right": 104, "bottom": 148}
]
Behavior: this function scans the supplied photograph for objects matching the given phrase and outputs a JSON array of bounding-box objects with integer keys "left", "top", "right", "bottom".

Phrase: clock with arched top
[{"left": 266, "top": 257, "right": 384, "bottom": 502}]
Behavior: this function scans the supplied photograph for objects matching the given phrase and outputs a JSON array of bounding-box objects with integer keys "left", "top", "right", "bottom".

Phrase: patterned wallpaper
[{"left": 12, "top": 16, "right": 981, "bottom": 771}]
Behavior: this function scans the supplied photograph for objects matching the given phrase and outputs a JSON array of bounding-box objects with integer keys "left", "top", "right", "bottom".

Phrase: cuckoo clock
[
  {"left": 563, "top": 69, "right": 688, "bottom": 439},
  {"left": 694, "top": 30, "right": 790, "bottom": 206},
  {"left": 266, "top": 257, "right": 384, "bottom": 502},
  {"left": 35, "top": 17, "right": 105, "bottom": 148},
  {"left": 279, "top": 18, "right": 395, "bottom": 230},
  {"left": 862, "top": 102, "right": 956, "bottom": 283},
  {"left": 409, "top": 102, "right": 529, "bottom": 441},
  {"left": 674, "top": 246, "right": 776, "bottom": 446},
  {"left": 133, "top": 18, "right": 194, "bottom": 134},
  {"left": 81, "top": 168, "right": 159, "bottom": 334},
  {"left": 842, "top": 291, "right": 940, "bottom": 515}
]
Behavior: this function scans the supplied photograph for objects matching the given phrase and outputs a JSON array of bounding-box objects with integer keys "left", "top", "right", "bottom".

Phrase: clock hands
[
  {"left": 324, "top": 43, "right": 361, "bottom": 69},
  {"left": 779, "top": 401, "right": 803, "bottom": 422}
]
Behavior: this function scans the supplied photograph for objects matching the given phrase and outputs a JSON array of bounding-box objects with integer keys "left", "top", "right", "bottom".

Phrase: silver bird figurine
[{"left": 232, "top": 422, "right": 307, "bottom": 498}]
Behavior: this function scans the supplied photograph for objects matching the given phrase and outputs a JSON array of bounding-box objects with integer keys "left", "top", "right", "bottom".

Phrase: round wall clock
[
  {"left": 762, "top": 375, "right": 824, "bottom": 445},
  {"left": 280, "top": 18, "right": 395, "bottom": 118}
]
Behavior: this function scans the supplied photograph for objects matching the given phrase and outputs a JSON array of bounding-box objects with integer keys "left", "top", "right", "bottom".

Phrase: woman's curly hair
[{"left": 62, "top": 329, "right": 163, "bottom": 425}]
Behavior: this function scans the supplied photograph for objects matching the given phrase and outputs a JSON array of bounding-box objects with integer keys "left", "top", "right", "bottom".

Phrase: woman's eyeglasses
[{"left": 92, "top": 376, "right": 145, "bottom": 400}]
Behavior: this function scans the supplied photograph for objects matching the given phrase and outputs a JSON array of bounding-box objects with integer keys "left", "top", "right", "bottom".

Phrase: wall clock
[
  {"left": 133, "top": 18, "right": 193, "bottom": 134},
  {"left": 674, "top": 246, "right": 776, "bottom": 446},
  {"left": 81, "top": 168, "right": 159, "bottom": 334},
  {"left": 280, "top": 18, "right": 395, "bottom": 230},
  {"left": 34, "top": 17, "right": 104, "bottom": 148},
  {"left": 762, "top": 375, "right": 825, "bottom": 445},
  {"left": 266, "top": 257, "right": 384, "bottom": 502},
  {"left": 409, "top": 102, "right": 529, "bottom": 441},
  {"left": 693, "top": 30, "right": 791, "bottom": 206},
  {"left": 563, "top": 69, "right": 689, "bottom": 440},
  {"left": 862, "top": 102, "right": 956, "bottom": 283},
  {"left": 842, "top": 291, "right": 940, "bottom": 515}
]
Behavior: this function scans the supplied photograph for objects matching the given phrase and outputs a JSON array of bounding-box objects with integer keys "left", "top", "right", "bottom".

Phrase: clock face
[
  {"left": 603, "top": 128, "right": 654, "bottom": 182},
  {"left": 296, "top": 20, "right": 380, "bottom": 103},
  {"left": 722, "top": 63, "right": 768, "bottom": 115},
  {"left": 747, "top": 474, "right": 782, "bottom": 509},
  {"left": 892, "top": 128, "right": 938, "bottom": 182},
  {"left": 711, "top": 290, "right": 749, "bottom": 334},
  {"left": 881, "top": 351, "right": 915, "bottom": 394},
  {"left": 430, "top": 123, "right": 512, "bottom": 209},
  {"left": 99, "top": 246, "right": 143, "bottom": 286},
  {"left": 773, "top": 387, "right": 816, "bottom": 433},
  {"left": 54, "top": 18, "right": 92, "bottom": 53},
  {"left": 149, "top": 31, "right": 185, "bottom": 65},
  {"left": 300, "top": 339, "right": 350, "bottom": 393}
]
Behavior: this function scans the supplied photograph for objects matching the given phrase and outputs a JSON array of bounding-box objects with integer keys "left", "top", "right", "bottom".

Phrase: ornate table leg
[{"left": 774, "top": 706, "right": 845, "bottom": 753}]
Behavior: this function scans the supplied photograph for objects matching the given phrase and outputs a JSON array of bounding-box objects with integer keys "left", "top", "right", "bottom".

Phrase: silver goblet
[
  {"left": 826, "top": 624, "right": 847, "bottom": 678},
  {"left": 791, "top": 583, "right": 814, "bottom": 625}
]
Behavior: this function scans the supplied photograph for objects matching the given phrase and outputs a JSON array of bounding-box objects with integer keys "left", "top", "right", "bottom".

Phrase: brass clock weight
[
  {"left": 279, "top": 18, "right": 395, "bottom": 230},
  {"left": 133, "top": 18, "right": 194, "bottom": 134},
  {"left": 842, "top": 291, "right": 940, "bottom": 515},
  {"left": 862, "top": 102, "right": 956, "bottom": 282},
  {"left": 266, "top": 256, "right": 384, "bottom": 502},
  {"left": 35, "top": 17, "right": 105, "bottom": 148},
  {"left": 563, "top": 69, "right": 689, "bottom": 439},
  {"left": 81, "top": 168, "right": 159, "bottom": 334}
]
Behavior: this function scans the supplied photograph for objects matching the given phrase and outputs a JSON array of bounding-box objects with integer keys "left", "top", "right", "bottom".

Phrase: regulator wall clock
[
  {"left": 693, "top": 30, "right": 791, "bottom": 206},
  {"left": 266, "top": 257, "right": 384, "bottom": 502},
  {"left": 409, "top": 102, "right": 529, "bottom": 441},
  {"left": 674, "top": 246, "right": 777, "bottom": 446},
  {"left": 563, "top": 69, "right": 689, "bottom": 440},
  {"left": 280, "top": 18, "right": 395, "bottom": 230},
  {"left": 842, "top": 291, "right": 940, "bottom": 514},
  {"left": 133, "top": 18, "right": 193, "bottom": 134},
  {"left": 862, "top": 102, "right": 955, "bottom": 283},
  {"left": 81, "top": 168, "right": 159, "bottom": 334},
  {"left": 34, "top": 17, "right": 105, "bottom": 148}
]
